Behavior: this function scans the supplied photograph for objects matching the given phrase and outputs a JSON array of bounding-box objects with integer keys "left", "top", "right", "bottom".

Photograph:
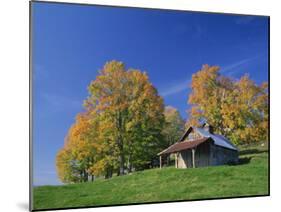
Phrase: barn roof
[
  {"left": 158, "top": 124, "right": 238, "bottom": 156},
  {"left": 193, "top": 127, "right": 238, "bottom": 151},
  {"left": 158, "top": 137, "right": 211, "bottom": 156}
]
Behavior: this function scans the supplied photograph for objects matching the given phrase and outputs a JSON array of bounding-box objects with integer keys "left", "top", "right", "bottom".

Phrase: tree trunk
[
  {"left": 105, "top": 167, "right": 113, "bottom": 179},
  {"left": 117, "top": 135, "right": 125, "bottom": 175},
  {"left": 109, "top": 168, "right": 113, "bottom": 178},
  {"left": 127, "top": 154, "right": 132, "bottom": 173},
  {"left": 80, "top": 171, "right": 83, "bottom": 183},
  {"left": 116, "top": 111, "right": 126, "bottom": 176},
  {"left": 83, "top": 170, "right": 88, "bottom": 182},
  {"left": 105, "top": 169, "right": 109, "bottom": 179},
  {"left": 119, "top": 153, "right": 125, "bottom": 175}
]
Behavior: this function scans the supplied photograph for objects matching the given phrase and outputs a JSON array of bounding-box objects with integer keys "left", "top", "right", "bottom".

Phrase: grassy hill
[{"left": 33, "top": 145, "right": 269, "bottom": 210}]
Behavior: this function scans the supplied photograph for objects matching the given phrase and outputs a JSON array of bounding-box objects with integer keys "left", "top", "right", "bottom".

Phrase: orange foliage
[{"left": 187, "top": 65, "right": 268, "bottom": 145}]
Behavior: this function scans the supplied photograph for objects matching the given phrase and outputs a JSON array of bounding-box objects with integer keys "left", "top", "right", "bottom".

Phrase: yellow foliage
[
  {"left": 56, "top": 60, "right": 165, "bottom": 182},
  {"left": 187, "top": 65, "right": 268, "bottom": 145}
]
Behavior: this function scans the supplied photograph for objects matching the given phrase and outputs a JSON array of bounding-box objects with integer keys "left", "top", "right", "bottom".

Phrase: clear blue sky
[{"left": 32, "top": 2, "right": 268, "bottom": 185}]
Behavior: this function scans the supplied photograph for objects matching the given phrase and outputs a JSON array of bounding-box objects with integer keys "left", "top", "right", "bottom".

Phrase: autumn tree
[
  {"left": 84, "top": 60, "right": 165, "bottom": 175},
  {"left": 56, "top": 61, "right": 165, "bottom": 182},
  {"left": 187, "top": 64, "right": 268, "bottom": 145},
  {"left": 56, "top": 112, "right": 99, "bottom": 183},
  {"left": 56, "top": 147, "right": 79, "bottom": 183},
  {"left": 221, "top": 75, "right": 268, "bottom": 144},
  {"left": 162, "top": 106, "right": 185, "bottom": 147},
  {"left": 161, "top": 106, "right": 185, "bottom": 165}
]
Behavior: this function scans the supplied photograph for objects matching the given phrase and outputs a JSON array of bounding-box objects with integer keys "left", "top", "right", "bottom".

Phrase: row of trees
[{"left": 56, "top": 61, "right": 268, "bottom": 183}]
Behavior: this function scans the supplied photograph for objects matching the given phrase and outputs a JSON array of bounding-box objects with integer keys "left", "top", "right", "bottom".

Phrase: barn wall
[
  {"left": 176, "top": 142, "right": 238, "bottom": 168},
  {"left": 177, "top": 142, "right": 211, "bottom": 168},
  {"left": 177, "top": 150, "right": 192, "bottom": 168},
  {"left": 195, "top": 141, "right": 210, "bottom": 167},
  {"left": 187, "top": 129, "right": 203, "bottom": 140},
  {"left": 210, "top": 144, "right": 238, "bottom": 165}
]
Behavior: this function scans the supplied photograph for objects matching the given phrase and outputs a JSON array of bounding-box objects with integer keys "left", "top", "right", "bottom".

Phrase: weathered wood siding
[
  {"left": 176, "top": 142, "right": 238, "bottom": 168},
  {"left": 210, "top": 144, "right": 238, "bottom": 165},
  {"left": 187, "top": 129, "right": 202, "bottom": 140},
  {"left": 178, "top": 151, "right": 188, "bottom": 168},
  {"left": 177, "top": 142, "right": 211, "bottom": 168},
  {"left": 177, "top": 150, "right": 192, "bottom": 168},
  {"left": 195, "top": 141, "right": 210, "bottom": 167}
]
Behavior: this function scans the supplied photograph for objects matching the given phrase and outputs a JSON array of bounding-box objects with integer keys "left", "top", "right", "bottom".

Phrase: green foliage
[{"left": 162, "top": 106, "right": 185, "bottom": 147}]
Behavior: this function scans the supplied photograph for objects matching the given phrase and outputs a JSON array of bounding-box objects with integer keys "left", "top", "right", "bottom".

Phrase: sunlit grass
[{"left": 33, "top": 145, "right": 268, "bottom": 210}]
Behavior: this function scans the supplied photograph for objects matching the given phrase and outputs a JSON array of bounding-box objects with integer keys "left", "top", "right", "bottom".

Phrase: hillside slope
[{"left": 33, "top": 146, "right": 268, "bottom": 210}]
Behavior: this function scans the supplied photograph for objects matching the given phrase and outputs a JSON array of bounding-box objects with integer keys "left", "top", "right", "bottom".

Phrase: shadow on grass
[
  {"left": 227, "top": 157, "right": 252, "bottom": 166},
  {"left": 239, "top": 148, "right": 268, "bottom": 156},
  {"left": 238, "top": 157, "right": 252, "bottom": 165}
]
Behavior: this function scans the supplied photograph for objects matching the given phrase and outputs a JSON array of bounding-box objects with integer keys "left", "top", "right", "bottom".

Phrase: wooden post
[
  {"left": 175, "top": 153, "right": 178, "bottom": 168},
  {"left": 192, "top": 148, "right": 196, "bottom": 168},
  {"left": 159, "top": 155, "right": 162, "bottom": 169}
]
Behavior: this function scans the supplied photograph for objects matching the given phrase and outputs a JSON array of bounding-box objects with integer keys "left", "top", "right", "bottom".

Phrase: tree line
[{"left": 56, "top": 61, "right": 268, "bottom": 183}]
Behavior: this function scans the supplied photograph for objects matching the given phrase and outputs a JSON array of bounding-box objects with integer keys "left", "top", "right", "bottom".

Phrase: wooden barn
[{"left": 158, "top": 123, "right": 238, "bottom": 168}]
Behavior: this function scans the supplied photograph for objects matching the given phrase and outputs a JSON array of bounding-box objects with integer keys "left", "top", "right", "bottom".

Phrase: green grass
[{"left": 33, "top": 145, "right": 269, "bottom": 210}]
